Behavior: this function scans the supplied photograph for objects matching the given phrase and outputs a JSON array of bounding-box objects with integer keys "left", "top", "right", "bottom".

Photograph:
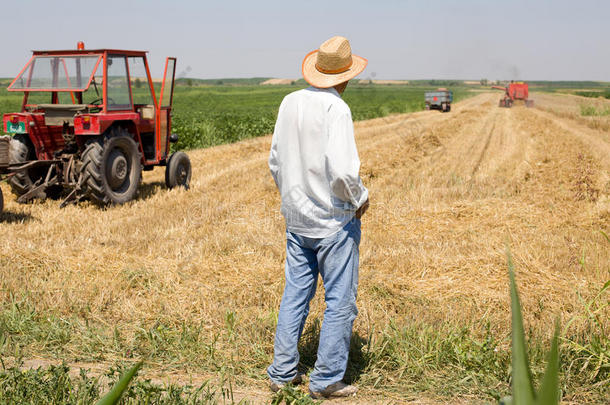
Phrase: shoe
[
  {"left": 309, "top": 381, "right": 358, "bottom": 398},
  {"left": 269, "top": 373, "right": 303, "bottom": 393}
]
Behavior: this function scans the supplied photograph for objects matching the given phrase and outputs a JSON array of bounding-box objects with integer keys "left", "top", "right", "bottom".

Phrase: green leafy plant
[
  {"left": 560, "top": 231, "right": 609, "bottom": 385},
  {"left": 271, "top": 384, "right": 319, "bottom": 405},
  {"left": 94, "top": 361, "right": 142, "bottom": 405},
  {"left": 500, "top": 252, "right": 560, "bottom": 405},
  {"left": 579, "top": 104, "right": 610, "bottom": 117}
]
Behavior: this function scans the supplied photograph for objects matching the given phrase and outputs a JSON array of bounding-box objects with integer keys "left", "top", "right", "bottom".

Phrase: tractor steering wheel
[{"left": 90, "top": 97, "right": 116, "bottom": 106}]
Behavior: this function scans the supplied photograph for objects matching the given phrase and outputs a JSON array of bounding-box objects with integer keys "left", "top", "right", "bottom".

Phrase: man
[{"left": 267, "top": 36, "right": 369, "bottom": 399}]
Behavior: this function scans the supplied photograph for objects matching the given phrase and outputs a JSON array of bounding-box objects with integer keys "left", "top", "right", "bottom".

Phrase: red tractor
[
  {"left": 0, "top": 42, "right": 191, "bottom": 211},
  {"left": 492, "top": 81, "right": 534, "bottom": 108}
]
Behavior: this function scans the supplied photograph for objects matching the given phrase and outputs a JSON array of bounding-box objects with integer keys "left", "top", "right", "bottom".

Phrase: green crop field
[
  {"left": 575, "top": 90, "right": 610, "bottom": 100},
  {"left": 527, "top": 80, "right": 610, "bottom": 96},
  {"left": 170, "top": 83, "right": 473, "bottom": 150}
]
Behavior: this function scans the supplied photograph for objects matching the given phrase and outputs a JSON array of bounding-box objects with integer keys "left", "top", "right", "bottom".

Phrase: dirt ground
[
  {"left": 260, "top": 78, "right": 295, "bottom": 85},
  {"left": 0, "top": 92, "right": 608, "bottom": 403}
]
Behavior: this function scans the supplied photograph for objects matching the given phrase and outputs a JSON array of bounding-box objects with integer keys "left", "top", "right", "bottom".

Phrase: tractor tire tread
[
  {"left": 8, "top": 134, "right": 36, "bottom": 196},
  {"left": 80, "top": 127, "right": 142, "bottom": 205},
  {"left": 81, "top": 137, "right": 108, "bottom": 204}
]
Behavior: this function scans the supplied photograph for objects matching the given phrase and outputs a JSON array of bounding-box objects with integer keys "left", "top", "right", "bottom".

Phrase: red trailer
[
  {"left": 492, "top": 82, "right": 534, "bottom": 108},
  {"left": 1, "top": 42, "right": 191, "bottom": 209}
]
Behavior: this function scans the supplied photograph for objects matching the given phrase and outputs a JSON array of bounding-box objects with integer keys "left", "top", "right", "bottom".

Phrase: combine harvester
[
  {"left": 0, "top": 42, "right": 191, "bottom": 213},
  {"left": 492, "top": 81, "right": 534, "bottom": 108}
]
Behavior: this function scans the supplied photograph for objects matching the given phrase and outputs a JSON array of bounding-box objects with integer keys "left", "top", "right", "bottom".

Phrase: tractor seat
[{"left": 34, "top": 104, "right": 90, "bottom": 126}]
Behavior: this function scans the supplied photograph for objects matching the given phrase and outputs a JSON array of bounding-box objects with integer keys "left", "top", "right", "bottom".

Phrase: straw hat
[{"left": 302, "top": 36, "right": 368, "bottom": 88}]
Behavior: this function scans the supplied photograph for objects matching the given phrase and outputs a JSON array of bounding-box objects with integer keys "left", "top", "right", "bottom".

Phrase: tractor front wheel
[
  {"left": 165, "top": 151, "right": 191, "bottom": 189},
  {"left": 8, "top": 134, "right": 61, "bottom": 200},
  {"left": 80, "top": 127, "right": 142, "bottom": 205}
]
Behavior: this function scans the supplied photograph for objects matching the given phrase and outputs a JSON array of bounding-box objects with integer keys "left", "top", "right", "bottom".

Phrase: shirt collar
[
  {"left": 326, "top": 87, "right": 340, "bottom": 97},
  {"left": 309, "top": 86, "right": 341, "bottom": 98}
]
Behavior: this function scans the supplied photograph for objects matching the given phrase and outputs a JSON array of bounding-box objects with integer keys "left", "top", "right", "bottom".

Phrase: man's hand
[{"left": 355, "top": 198, "right": 369, "bottom": 220}]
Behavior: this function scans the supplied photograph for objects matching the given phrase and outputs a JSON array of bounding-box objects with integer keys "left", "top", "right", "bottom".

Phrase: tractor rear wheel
[
  {"left": 165, "top": 151, "right": 191, "bottom": 189},
  {"left": 7, "top": 134, "right": 59, "bottom": 199},
  {"left": 80, "top": 127, "right": 142, "bottom": 205}
]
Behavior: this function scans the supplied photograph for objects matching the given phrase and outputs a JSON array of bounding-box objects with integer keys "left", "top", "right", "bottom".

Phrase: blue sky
[{"left": 2, "top": 0, "right": 607, "bottom": 81}]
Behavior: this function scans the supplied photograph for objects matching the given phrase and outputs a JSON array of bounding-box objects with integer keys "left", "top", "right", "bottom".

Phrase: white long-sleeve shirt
[{"left": 268, "top": 86, "right": 368, "bottom": 238}]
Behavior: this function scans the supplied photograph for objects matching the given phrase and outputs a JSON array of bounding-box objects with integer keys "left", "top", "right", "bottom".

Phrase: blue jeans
[{"left": 267, "top": 218, "right": 361, "bottom": 392}]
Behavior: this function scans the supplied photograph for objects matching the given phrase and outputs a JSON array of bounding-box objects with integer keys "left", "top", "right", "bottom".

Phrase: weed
[
  {"left": 501, "top": 250, "right": 560, "bottom": 405},
  {"left": 1, "top": 290, "right": 608, "bottom": 402},
  {"left": 95, "top": 361, "right": 141, "bottom": 405},
  {"left": 562, "top": 281, "right": 609, "bottom": 385},
  {"left": 271, "top": 384, "right": 319, "bottom": 405},
  {"left": 0, "top": 361, "right": 245, "bottom": 404},
  {"left": 579, "top": 104, "right": 610, "bottom": 117}
]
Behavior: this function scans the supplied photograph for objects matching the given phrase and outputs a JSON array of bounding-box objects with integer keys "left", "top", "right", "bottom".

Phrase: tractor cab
[{"left": 2, "top": 43, "right": 190, "bottom": 206}]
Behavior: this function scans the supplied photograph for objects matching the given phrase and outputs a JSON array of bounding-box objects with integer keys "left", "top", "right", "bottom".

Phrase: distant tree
[
  {"left": 187, "top": 79, "right": 193, "bottom": 87},
  {"left": 135, "top": 78, "right": 142, "bottom": 89},
  {"left": 216, "top": 80, "right": 224, "bottom": 85},
  {"left": 480, "top": 78, "right": 488, "bottom": 86}
]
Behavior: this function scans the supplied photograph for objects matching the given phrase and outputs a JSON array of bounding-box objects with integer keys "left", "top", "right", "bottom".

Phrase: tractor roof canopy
[{"left": 8, "top": 50, "right": 147, "bottom": 92}]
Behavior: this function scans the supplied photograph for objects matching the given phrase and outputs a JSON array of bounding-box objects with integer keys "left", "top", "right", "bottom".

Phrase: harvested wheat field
[{"left": 1, "top": 93, "right": 608, "bottom": 403}]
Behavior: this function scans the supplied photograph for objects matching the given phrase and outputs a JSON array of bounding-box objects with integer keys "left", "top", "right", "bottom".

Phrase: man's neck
[{"left": 333, "top": 81, "right": 348, "bottom": 95}]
